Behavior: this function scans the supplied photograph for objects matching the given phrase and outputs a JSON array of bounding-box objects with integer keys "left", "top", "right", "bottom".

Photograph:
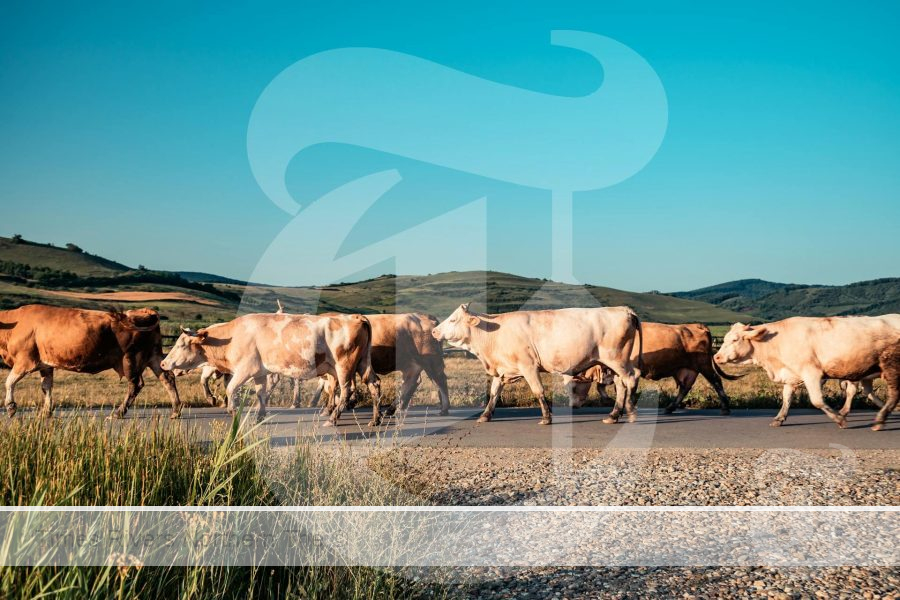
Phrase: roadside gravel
[
  {"left": 373, "top": 447, "right": 900, "bottom": 506},
  {"left": 371, "top": 447, "right": 900, "bottom": 598}
]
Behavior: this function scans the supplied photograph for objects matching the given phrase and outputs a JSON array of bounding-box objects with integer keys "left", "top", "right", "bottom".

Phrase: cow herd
[{"left": 0, "top": 303, "right": 898, "bottom": 431}]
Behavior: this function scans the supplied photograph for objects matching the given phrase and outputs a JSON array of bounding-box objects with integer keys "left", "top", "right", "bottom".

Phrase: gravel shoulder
[
  {"left": 373, "top": 447, "right": 900, "bottom": 506},
  {"left": 371, "top": 447, "right": 900, "bottom": 599}
]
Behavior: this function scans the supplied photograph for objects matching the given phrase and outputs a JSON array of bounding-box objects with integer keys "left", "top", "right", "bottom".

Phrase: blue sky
[{"left": 1, "top": 1, "right": 899, "bottom": 291}]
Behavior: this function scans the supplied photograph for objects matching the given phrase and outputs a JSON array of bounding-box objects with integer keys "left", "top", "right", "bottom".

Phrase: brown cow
[
  {"left": 316, "top": 312, "right": 451, "bottom": 425},
  {"left": 0, "top": 304, "right": 181, "bottom": 418},
  {"left": 160, "top": 312, "right": 378, "bottom": 424},
  {"left": 874, "top": 342, "right": 900, "bottom": 431},
  {"left": 432, "top": 304, "right": 643, "bottom": 425},
  {"left": 565, "top": 322, "right": 740, "bottom": 415},
  {"left": 714, "top": 316, "right": 900, "bottom": 428}
]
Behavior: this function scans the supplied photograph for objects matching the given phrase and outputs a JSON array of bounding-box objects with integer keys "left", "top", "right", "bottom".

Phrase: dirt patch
[{"left": 44, "top": 289, "right": 221, "bottom": 306}]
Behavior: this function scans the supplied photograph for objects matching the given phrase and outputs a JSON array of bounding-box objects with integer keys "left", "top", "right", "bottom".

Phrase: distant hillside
[
  {"left": 235, "top": 271, "right": 754, "bottom": 324},
  {"left": 672, "top": 277, "right": 900, "bottom": 321},
  {"left": 177, "top": 271, "right": 254, "bottom": 286},
  {"left": 0, "top": 237, "right": 755, "bottom": 325},
  {"left": 0, "top": 236, "right": 128, "bottom": 276}
]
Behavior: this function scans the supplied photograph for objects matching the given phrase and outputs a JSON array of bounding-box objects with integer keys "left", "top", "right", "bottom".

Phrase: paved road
[{"left": 42, "top": 405, "right": 900, "bottom": 450}]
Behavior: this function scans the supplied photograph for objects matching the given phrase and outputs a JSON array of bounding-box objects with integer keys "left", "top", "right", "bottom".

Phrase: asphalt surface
[{"left": 38, "top": 405, "right": 900, "bottom": 449}]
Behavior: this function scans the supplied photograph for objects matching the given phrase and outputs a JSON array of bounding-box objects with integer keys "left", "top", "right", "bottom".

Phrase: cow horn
[
  {"left": 181, "top": 326, "right": 199, "bottom": 337},
  {"left": 276, "top": 299, "right": 284, "bottom": 313}
]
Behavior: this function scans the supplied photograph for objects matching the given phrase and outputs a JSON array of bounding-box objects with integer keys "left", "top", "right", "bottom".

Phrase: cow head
[
  {"left": 714, "top": 323, "right": 768, "bottom": 366},
  {"left": 432, "top": 303, "right": 481, "bottom": 348},
  {"left": 160, "top": 327, "right": 209, "bottom": 371}
]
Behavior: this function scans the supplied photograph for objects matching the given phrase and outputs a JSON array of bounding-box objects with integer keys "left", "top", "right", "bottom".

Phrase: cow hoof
[
  {"left": 367, "top": 419, "right": 380, "bottom": 428},
  {"left": 871, "top": 422, "right": 884, "bottom": 432},
  {"left": 663, "top": 406, "right": 676, "bottom": 415},
  {"left": 169, "top": 412, "right": 181, "bottom": 420},
  {"left": 291, "top": 403, "right": 303, "bottom": 409},
  {"left": 256, "top": 412, "right": 267, "bottom": 423},
  {"left": 538, "top": 418, "right": 552, "bottom": 426},
  {"left": 108, "top": 411, "right": 125, "bottom": 421},
  {"left": 769, "top": 419, "right": 784, "bottom": 427},
  {"left": 602, "top": 416, "right": 619, "bottom": 425},
  {"left": 720, "top": 408, "right": 731, "bottom": 416},
  {"left": 627, "top": 413, "right": 637, "bottom": 423},
  {"left": 476, "top": 415, "right": 491, "bottom": 423},
  {"left": 439, "top": 409, "right": 450, "bottom": 417},
  {"left": 836, "top": 417, "right": 847, "bottom": 429},
  {"left": 318, "top": 409, "right": 330, "bottom": 418},
  {"left": 5, "top": 403, "right": 16, "bottom": 418},
  {"left": 321, "top": 420, "right": 336, "bottom": 428}
]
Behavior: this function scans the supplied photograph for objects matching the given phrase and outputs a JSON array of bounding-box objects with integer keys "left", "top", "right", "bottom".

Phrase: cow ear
[
  {"left": 744, "top": 326, "right": 767, "bottom": 340},
  {"left": 192, "top": 330, "right": 209, "bottom": 344},
  {"left": 467, "top": 315, "right": 481, "bottom": 327}
]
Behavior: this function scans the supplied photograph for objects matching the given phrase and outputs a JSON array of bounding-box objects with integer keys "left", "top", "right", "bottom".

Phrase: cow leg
[
  {"left": 699, "top": 364, "right": 732, "bottom": 415},
  {"left": 838, "top": 381, "right": 857, "bottom": 416},
  {"left": 803, "top": 373, "right": 846, "bottom": 428},
  {"left": 564, "top": 376, "right": 583, "bottom": 409},
  {"left": 664, "top": 369, "right": 698, "bottom": 414},
  {"left": 148, "top": 359, "right": 182, "bottom": 419},
  {"left": 38, "top": 368, "right": 54, "bottom": 418},
  {"left": 225, "top": 372, "right": 253, "bottom": 416},
  {"left": 200, "top": 367, "right": 219, "bottom": 407},
  {"left": 323, "top": 371, "right": 353, "bottom": 427},
  {"left": 872, "top": 379, "right": 898, "bottom": 431},
  {"left": 860, "top": 380, "right": 884, "bottom": 409},
  {"left": 478, "top": 377, "right": 504, "bottom": 423},
  {"left": 603, "top": 376, "right": 627, "bottom": 424},
  {"left": 4, "top": 368, "right": 28, "bottom": 417},
  {"left": 522, "top": 370, "right": 552, "bottom": 426},
  {"left": 397, "top": 365, "right": 424, "bottom": 412},
  {"left": 252, "top": 376, "right": 269, "bottom": 422},
  {"left": 315, "top": 377, "right": 333, "bottom": 414},
  {"left": 111, "top": 375, "right": 143, "bottom": 419},
  {"left": 290, "top": 378, "right": 302, "bottom": 409},
  {"left": 771, "top": 384, "right": 795, "bottom": 426},
  {"left": 422, "top": 358, "right": 451, "bottom": 416}
]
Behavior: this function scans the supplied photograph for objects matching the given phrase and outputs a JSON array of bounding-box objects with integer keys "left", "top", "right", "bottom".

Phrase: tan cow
[
  {"left": 565, "top": 322, "right": 740, "bottom": 415},
  {"left": 160, "top": 312, "right": 378, "bottom": 424},
  {"left": 316, "top": 312, "right": 450, "bottom": 425},
  {"left": 713, "top": 316, "right": 900, "bottom": 428},
  {"left": 432, "top": 304, "right": 642, "bottom": 425},
  {"left": 0, "top": 304, "right": 181, "bottom": 418},
  {"left": 874, "top": 342, "right": 900, "bottom": 431}
]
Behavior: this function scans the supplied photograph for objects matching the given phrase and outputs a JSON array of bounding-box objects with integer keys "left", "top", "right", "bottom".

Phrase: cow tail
[
  {"left": 357, "top": 315, "right": 376, "bottom": 382},
  {"left": 712, "top": 358, "right": 744, "bottom": 381},
  {"left": 630, "top": 310, "right": 644, "bottom": 373}
]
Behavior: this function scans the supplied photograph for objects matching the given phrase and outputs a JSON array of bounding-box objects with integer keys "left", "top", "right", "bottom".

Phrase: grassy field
[
  {"left": 0, "top": 413, "right": 448, "bottom": 599},
  {"left": 1, "top": 356, "right": 881, "bottom": 416}
]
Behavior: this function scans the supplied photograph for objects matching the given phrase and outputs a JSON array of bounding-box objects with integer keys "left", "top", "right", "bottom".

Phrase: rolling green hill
[
  {"left": 0, "top": 237, "right": 755, "bottom": 325},
  {"left": 672, "top": 277, "right": 900, "bottom": 321},
  {"left": 0, "top": 236, "right": 128, "bottom": 276},
  {"left": 234, "top": 271, "right": 754, "bottom": 324}
]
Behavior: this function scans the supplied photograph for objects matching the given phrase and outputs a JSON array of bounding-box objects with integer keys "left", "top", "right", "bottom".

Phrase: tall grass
[{"left": 0, "top": 415, "right": 445, "bottom": 600}]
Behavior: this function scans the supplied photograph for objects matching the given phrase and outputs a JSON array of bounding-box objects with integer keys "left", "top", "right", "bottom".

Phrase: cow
[
  {"left": 874, "top": 342, "right": 900, "bottom": 431},
  {"left": 564, "top": 322, "right": 740, "bottom": 415},
  {"left": 0, "top": 304, "right": 181, "bottom": 418},
  {"left": 316, "top": 312, "right": 451, "bottom": 425},
  {"left": 160, "top": 312, "right": 378, "bottom": 424},
  {"left": 432, "top": 304, "right": 643, "bottom": 425},
  {"left": 713, "top": 316, "right": 900, "bottom": 428}
]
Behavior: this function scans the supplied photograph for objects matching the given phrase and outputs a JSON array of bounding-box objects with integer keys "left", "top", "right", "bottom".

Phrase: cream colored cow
[
  {"left": 161, "top": 312, "right": 378, "bottom": 424},
  {"left": 714, "top": 315, "right": 900, "bottom": 429},
  {"left": 432, "top": 304, "right": 643, "bottom": 425}
]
